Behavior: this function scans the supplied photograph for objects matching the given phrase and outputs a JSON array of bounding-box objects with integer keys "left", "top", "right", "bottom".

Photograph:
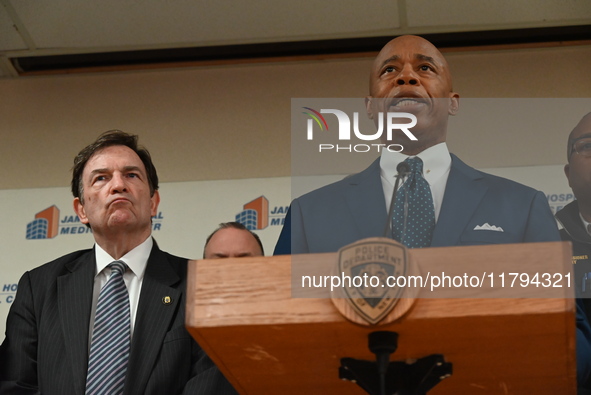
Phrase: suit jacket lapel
[
  {"left": 125, "top": 245, "right": 182, "bottom": 395},
  {"left": 344, "top": 158, "right": 389, "bottom": 239},
  {"left": 431, "top": 154, "right": 488, "bottom": 247},
  {"left": 57, "top": 251, "right": 95, "bottom": 395}
]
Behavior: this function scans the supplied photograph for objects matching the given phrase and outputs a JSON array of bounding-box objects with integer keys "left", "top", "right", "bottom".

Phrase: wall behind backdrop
[
  {"left": 0, "top": 43, "right": 590, "bottom": 338},
  {"left": 1, "top": 44, "right": 590, "bottom": 190}
]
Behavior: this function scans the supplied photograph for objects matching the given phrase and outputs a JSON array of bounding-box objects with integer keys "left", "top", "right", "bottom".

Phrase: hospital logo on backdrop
[
  {"left": 236, "top": 196, "right": 288, "bottom": 230},
  {"left": 26, "top": 205, "right": 61, "bottom": 239},
  {"left": 26, "top": 205, "right": 164, "bottom": 240}
]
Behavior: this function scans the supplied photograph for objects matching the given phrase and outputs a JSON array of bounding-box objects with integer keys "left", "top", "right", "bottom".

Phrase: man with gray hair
[{"left": 0, "top": 130, "right": 237, "bottom": 394}]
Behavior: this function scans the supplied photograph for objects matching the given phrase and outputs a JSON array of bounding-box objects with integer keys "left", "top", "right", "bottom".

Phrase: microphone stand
[{"left": 342, "top": 161, "right": 452, "bottom": 395}]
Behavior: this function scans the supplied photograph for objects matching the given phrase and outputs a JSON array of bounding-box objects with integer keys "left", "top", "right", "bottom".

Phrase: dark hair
[
  {"left": 71, "top": 130, "right": 159, "bottom": 202},
  {"left": 203, "top": 222, "right": 265, "bottom": 258}
]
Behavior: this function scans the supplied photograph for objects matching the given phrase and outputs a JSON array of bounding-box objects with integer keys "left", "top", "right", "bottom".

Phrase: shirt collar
[
  {"left": 579, "top": 212, "right": 591, "bottom": 237},
  {"left": 94, "top": 236, "right": 152, "bottom": 280},
  {"left": 380, "top": 142, "right": 451, "bottom": 186}
]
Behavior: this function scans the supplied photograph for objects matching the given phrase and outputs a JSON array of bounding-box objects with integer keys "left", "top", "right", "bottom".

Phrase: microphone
[
  {"left": 383, "top": 161, "right": 411, "bottom": 237},
  {"left": 396, "top": 162, "right": 411, "bottom": 178}
]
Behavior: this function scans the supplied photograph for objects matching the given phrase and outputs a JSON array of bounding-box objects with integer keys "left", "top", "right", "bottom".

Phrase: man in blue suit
[
  {"left": 274, "top": 35, "right": 591, "bottom": 391},
  {"left": 274, "top": 35, "right": 558, "bottom": 255}
]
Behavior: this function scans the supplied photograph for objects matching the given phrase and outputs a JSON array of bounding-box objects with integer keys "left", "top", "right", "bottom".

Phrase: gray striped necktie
[{"left": 86, "top": 261, "right": 130, "bottom": 395}]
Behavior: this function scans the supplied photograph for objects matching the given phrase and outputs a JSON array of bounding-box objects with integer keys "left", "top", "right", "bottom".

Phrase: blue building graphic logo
[
  {"left": 236, "top": 196, "right": 268, "bottom": 230},
  {"left": 236, "top": 196, "right": 289, "bottom": 229},
  {"left": 26, "top": 205, "right": 59, "bottom": 239}
]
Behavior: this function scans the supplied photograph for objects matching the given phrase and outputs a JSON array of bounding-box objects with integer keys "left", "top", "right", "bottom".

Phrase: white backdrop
[{"left": 0, "top": 164, "right": 573, "bottom": 338}]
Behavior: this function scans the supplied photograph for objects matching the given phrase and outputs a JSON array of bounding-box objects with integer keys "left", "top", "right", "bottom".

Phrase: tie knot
[
  {"left": 405, "top": 156, "right": 424, "bottom": 175},
  {"left": 109, "top": 261, "right": 127, "bottom": 276}
]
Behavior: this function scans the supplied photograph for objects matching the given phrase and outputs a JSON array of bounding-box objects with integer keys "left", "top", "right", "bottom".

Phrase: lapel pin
[{"left": 162, "top": 296, "right": 172, "bottom": 305}]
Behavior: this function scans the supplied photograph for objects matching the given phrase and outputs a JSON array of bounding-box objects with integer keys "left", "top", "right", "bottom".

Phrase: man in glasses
[{"left": 557, "top": 112, "right": 591, "bottom": 323}]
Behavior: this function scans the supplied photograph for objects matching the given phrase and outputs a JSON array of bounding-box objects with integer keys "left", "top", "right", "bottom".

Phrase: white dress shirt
[
  {"left": 88, "top": 236, "right": 152, "bottom": 347},
  {"left": 580, "top": 213, "right": 591, "bottom": 237},
  {"left": 380, "top": 142, "right": 452, "bottom": 221}
]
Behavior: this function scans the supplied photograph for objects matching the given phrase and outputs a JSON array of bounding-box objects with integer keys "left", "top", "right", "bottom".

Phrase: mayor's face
[
  {"left": 366, "top": 35, "right": 459, "bottom": 153},
  {"left": 74, "top": 145, "right": 159, "bottom": 236}
]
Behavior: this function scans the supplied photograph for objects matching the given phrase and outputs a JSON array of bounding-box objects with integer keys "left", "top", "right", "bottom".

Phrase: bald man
[
  {"left": 558, "top": 114, "right": 591, "bottom": 304},
  {"left": 274, "top": 35, "right": 559, "bottom": 255},
  {"left": 203, "top": 222, "right": 264, "bottom": 259},
  {"left": 557, "top": 113, "right": 591, "bottom": 389},
  {"left": 273, "top": 34, "right": 591, "bottom": 391}
]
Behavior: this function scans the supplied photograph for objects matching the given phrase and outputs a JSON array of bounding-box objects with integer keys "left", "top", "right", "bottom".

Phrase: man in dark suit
[
  {"left": 556, "top": 112, "right": 591, "bottom": 392},
  {"left": 0, "top": 131, "right": 237, "bottom": 394},
  {"left": 557, "top": 113, "right": 591, "bottom": 313},
  {"left": 274, "top": 35, "right": 558, "bottom": 255},
  {"left": 273, "top": 35, "right": 591, "bottom": 391}
]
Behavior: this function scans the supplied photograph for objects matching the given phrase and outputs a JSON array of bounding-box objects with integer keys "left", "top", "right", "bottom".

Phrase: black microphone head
[{"left": 396, "top": 161, "right": 411, "bottom": 175}]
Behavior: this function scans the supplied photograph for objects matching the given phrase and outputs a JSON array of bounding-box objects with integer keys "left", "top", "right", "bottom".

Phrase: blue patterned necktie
[
  {"left": 392, "top": 157, "right": 435, "bottom": 248},
  {"left": 86, "top": 261, "right": 130, "bottom": 395}
]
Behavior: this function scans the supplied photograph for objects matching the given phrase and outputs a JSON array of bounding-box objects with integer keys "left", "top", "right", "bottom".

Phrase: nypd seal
[{"left": 332, "top": 237, "right": 414, "bottom": 325}]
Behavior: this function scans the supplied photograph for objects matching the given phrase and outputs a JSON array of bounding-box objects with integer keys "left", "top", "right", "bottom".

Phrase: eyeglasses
[{"left": 571, "top": 137, "right": 591, "bottom": 158}]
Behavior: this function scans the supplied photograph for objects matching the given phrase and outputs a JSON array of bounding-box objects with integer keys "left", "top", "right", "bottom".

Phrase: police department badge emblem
[{"left": 333, "top": 237, "right": 410, "bottom": 325}]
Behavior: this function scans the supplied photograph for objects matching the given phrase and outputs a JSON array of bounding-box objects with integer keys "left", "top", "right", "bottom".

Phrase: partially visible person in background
[
  {"left": 204, "top": 222, "right": 264, "bottom": 259},
  {"left": 557, "top": 112, "right": 591, "bottom": 323}
]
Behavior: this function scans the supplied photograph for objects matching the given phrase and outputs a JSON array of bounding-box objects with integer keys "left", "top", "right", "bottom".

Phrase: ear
[
  {"left": 365, "top": 96, "right": 374, "bottom": 120},
  {"left": 448, "top": 93, "right": 460, "bottom": 116},
  {"left": 73, "top": 197, "right": 89, "bottom": 225},
  {"left": 564, "top": 164, "right": 572, "bottom": 187},
  {"left": 150, "top": 190, "right": 161, "bottom": 217}
]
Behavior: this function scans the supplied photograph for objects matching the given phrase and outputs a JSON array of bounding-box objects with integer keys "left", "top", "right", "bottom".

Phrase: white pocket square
[{"left": 473, "top": 223, "right": 504, "bottom": 232}]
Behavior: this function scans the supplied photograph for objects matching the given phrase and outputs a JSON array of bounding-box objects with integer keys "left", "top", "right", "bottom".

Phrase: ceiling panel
[
  {"left": 9, "top": 0, "right": 400, "bottom": 50},
  {"left": 407, "top": 0, "right": 591, "bottom": 28},
  {"left": 0, "top": 0, "right": 589, "bottom": 79},
  {"left": 0, "top": 5, "right": 27, "bottom": 51}
]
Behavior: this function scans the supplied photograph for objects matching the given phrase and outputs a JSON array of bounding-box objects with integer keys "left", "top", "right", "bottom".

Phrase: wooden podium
[{"left": 186, "top": 241, "right": 577, "bottom": 394}]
